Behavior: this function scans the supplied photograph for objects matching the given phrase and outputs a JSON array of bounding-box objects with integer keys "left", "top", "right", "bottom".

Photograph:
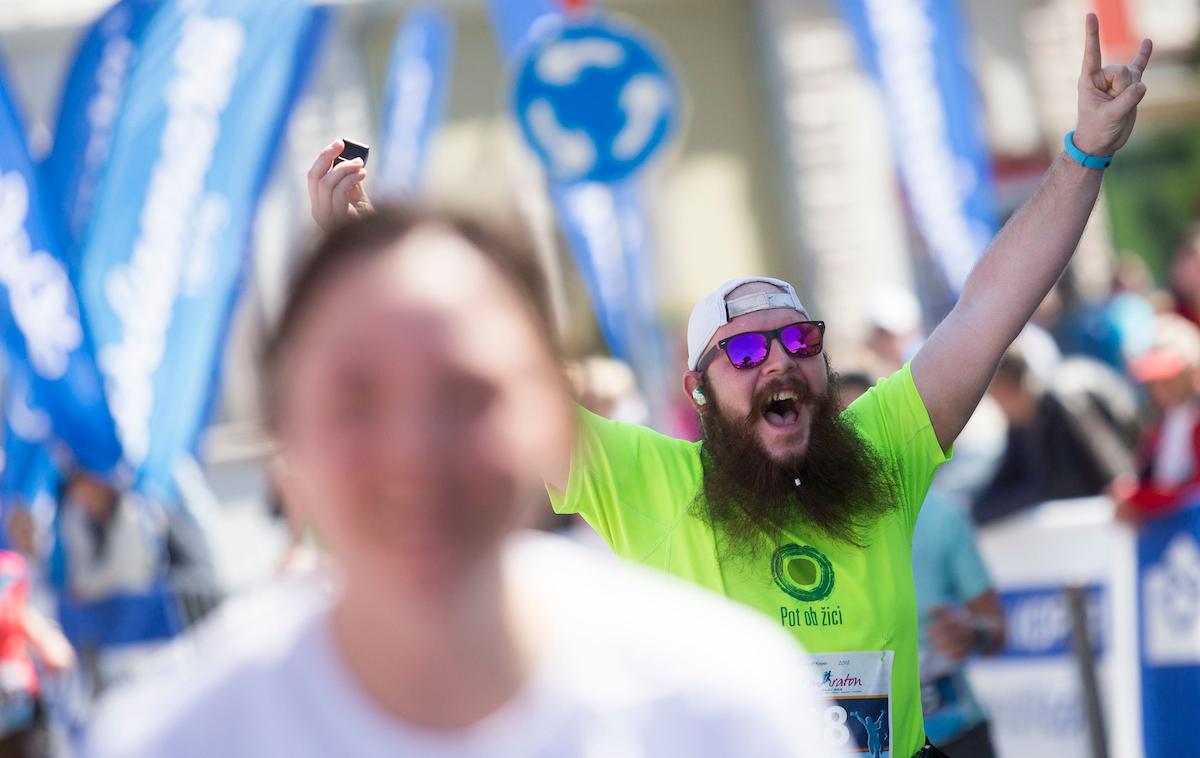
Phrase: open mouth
[{"left": 762, "top": 390, "right": 803, "bottom": 428}]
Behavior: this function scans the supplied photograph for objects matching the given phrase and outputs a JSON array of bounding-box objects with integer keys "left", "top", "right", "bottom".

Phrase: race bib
[{"left": 809, "top": 650, "right": 893, "bottom": 757}]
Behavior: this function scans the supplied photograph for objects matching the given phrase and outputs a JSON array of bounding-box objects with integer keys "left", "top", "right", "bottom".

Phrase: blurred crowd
[{"left": 919, "top": 221, "right": 1200, "bottom": 527}]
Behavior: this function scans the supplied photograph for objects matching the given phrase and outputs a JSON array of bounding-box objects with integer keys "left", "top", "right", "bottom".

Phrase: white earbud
[{"left": 692, "top": 387, "right": 707, "bottom": 406}]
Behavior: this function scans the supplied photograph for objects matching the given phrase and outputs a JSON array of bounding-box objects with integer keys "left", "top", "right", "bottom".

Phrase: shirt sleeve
[
  {"left": 547, "top": 406, "right": 700, "bottom": 551},
  {"left": 842, "top": 363, "right": 952, "bottom": 536}
]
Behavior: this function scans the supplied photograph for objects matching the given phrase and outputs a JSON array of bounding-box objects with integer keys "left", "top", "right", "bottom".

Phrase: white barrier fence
[{"left": 967, "top": 497, "right": 1142, "bottom": 758}]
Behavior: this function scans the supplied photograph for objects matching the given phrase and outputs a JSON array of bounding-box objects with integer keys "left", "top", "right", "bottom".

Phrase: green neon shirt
[{"left": 549, "top": 363, "right": 949, "bottom": 758}]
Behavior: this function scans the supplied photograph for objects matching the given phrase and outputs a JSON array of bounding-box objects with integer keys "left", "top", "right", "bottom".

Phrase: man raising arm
[
  {"left": 305, "top": 16, "right": 1151, "bottom": 757},
  {"left": 914, "top": 13, "right": 1151, "bottom": 449}
]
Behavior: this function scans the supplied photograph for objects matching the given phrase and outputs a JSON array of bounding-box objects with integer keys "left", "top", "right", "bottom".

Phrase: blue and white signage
[
  {"left": 1, "top": 358, "right": 59, "bottom": 506},
  {"left": 1138, "top": 504, "right": 1200, "bottom": 758},
  {"left": 376, "top": 7, "right": 455, "bottom": 200},
  {"left": 40, "top": 0, "right": 161, "bottom": 255},
  {"left": 836, "top": 0, "right": 997, "bottom": 295},
  {"left": 0, "top": 61, "right": 122, "bottom": 477},
  {"left": 75, "top": 0, "right": 329, "bottom": 502},
  {"left": 512, "top": 16, "right": 681, "bottom": 184},
  {"left": 970, "top": 498, "right": 1143, "bottom": 758}
]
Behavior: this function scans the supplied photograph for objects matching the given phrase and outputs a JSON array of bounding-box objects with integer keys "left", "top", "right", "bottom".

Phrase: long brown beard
[{"left": 693, "top": 370, "right": 900, "bottom": 559}]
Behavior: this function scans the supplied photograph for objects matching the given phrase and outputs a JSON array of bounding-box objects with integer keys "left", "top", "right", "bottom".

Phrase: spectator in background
[
  {"left": 58, "top": 473, "right": 158, "bottom": 607},
  {"left": 1042, "top": 271, "right": 1153, "bottom": 376},
  {"left": 1114, "top": 314, "right": 1200, "bottom": 519},
  {"left": 0, "top": 549, "right": 75, "bottom": 758},
  {"left": 836, "top": 372, "right": 873, "bottom": 408},
  {"left": 84, "top": 207, "right": 827, "bottom": 758},
  {"left": 54, "top": 469, "right": 223, "bottom": 696},
  {"left": 862, "top": 285, "right": 924, "bottom": 378},
  {"left": 912, "top": 495, "right": 1004, "bottom": 758},
  {"left": 1169, "top": 224, "right": 1200, "bottom": 327},
  {"left": 973, "top": 331, "right": 1139, "bottom": 524},
  {"left": 1112, "top": 254, "right": 1160, "bottom": 302}
]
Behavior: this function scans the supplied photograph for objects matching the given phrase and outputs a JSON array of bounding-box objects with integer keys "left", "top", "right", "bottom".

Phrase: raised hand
[
  {"left": 307, "top": 139, "right": 374, "bottom": 231},
  {"left": 1074, "top": 13, "right": 1152, "bottom": 156}
]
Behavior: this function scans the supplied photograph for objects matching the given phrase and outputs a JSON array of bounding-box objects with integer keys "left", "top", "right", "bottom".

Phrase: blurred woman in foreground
[{"left": 83, "top": 206, "right": 826, "bottom": 757}]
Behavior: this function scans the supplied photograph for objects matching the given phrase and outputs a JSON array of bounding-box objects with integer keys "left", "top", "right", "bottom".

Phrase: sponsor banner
[
  {"left": 836, "top": 0, "right": 997, "bottom": 295},
  {"left": 1137, "top": 502, "right": 1200, "bottom": 757},
  {"left": 0, "top": 59, "right": 122, "bottom": 477},
  {"left": 995, "top": 584, "right": 1107, "bottom": 659},
  {"left": 40, "top": 0, "right": 161, "bottom": 255},
  {"left": 75, "top": 0, "right": 331, "bottom": 501},
  {"left": 970, "top": 498, "right": 1142, "bottom": 758},
  {"left": 551, "top": 181, "right": 635, "bottom": 359},
  {"left": 550, "top": 180, "right": 672, "bottom": 422},
  {"left": 375, "top": 6, "right": 455, "bottom": 200},
  {"left": 0, "top": 360, "right": 60, "bottom": 507}
]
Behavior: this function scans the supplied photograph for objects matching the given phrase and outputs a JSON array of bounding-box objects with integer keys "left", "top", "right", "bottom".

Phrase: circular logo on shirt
[{"left": 771, "top": 544, "right": 834, "bottom": 602}]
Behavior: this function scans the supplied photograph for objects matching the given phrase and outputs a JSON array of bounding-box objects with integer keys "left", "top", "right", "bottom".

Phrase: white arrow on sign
[
  {"left": 536, "top": 38, "right": 625, "bottom": 85},
  {"left": 527, "top": 100, "right": 596, "bottom": 178},
  {"left": 612, "top": 74, "right": 670, "bottom": 160}
]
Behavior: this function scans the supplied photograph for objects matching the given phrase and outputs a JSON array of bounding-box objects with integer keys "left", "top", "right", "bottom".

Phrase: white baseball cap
[{"left": 686, "top": 277, "right": 807, "bottom": 370}]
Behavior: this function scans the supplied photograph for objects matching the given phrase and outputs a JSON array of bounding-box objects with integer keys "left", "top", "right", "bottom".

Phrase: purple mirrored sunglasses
[{"left": 697, "top": 321, "right": 826, "bottom": 372}]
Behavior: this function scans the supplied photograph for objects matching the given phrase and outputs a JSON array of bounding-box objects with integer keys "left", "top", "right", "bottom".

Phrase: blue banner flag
[
  {"left": 552, "top": 181, "right": 631, "bottom": 357},
  {"left": 75, "top": 0, "right": 331, "bottom": 502},
  {"left": 486, "top": 1, "right": 675, "bottom": 425},
  {"left": 40, "top": 0, "right": 161, "bottom": 256},
  {"left": 836, "top": 0, "right": 997, "bottom": 295},
  {"left": 1, "top": 359, "right": 60, "bottom": 506},
  {"left": 376, "top": 7, "right": 455, "bottom": 200},
  {"left": 0, "top": 62, "right": 122, "bottom": 477},
  {"left": 1137, "top": 502, "right": 1200, "bottom": 757},
  {"left": 552, "top": 180, "right": 671, "bottom": 413}
]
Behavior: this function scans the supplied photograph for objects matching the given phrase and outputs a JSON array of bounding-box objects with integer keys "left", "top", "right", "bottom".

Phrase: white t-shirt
[{"left": 83, "top": 532, "right": 828, "bottom": 758}]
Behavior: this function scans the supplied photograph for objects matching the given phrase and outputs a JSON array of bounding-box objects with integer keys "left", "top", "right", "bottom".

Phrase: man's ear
[{"left": 683, "top": 371, "right": 706, "bottom": 407}]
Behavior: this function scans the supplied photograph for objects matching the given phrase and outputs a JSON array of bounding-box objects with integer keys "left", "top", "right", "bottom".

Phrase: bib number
[{"left": 809, "top": 651, "right": 894, "bottom": 757}]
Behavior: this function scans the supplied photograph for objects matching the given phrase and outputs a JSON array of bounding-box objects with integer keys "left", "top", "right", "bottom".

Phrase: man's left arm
[{"left": 913, "top": 13, "right": 1152, "bottom": 451}]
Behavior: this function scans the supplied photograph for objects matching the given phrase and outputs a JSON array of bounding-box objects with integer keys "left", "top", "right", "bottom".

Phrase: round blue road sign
[{"left": 512, "top": 15, "right": 681, "bottom": 184}]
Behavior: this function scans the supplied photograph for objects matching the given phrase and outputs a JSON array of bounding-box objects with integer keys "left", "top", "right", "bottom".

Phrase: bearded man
[
  {"left": 540, "top": 16, "right": 1150, "bottom": 758},
  {"left": 307, "top": 15, "right": 1151, "bottom": 757}
]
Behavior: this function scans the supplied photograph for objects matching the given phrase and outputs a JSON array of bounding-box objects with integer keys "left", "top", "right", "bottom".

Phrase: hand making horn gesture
[{"left": 1073, "top": 12, "right": 1152, "bottom": 157}]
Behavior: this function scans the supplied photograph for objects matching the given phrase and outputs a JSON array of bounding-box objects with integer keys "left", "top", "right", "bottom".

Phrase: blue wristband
[{"left": 1063, "top": 131, "right": 1112, "bottom": 170}]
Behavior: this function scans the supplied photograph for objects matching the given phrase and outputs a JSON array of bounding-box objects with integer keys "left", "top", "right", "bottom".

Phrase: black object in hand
[{"left": 333, "top": 139, "right": 369, "bottom": 167}]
